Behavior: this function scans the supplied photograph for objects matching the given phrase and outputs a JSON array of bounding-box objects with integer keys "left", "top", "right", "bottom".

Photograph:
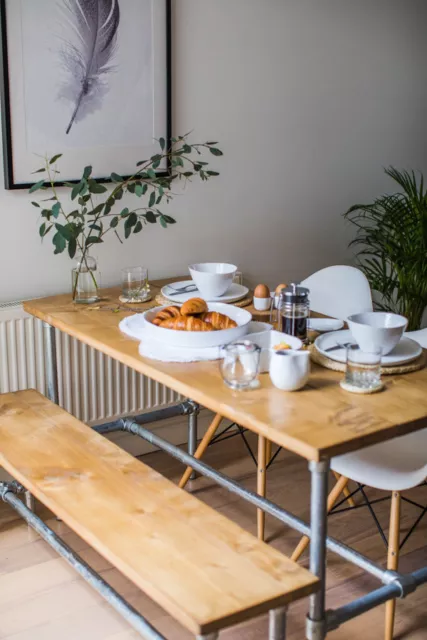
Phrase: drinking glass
[
  {"left": 121, "top": 267, "right": 149, "bottom": 302},
  {"left": 220, "top": 342, "right": 261, "bottom": 390},
  {"left": 345, "top": 345, "right": 382, "bottom": 390},
  {"left": 233, "top": 271, "right": 243, "bottom": 286}
]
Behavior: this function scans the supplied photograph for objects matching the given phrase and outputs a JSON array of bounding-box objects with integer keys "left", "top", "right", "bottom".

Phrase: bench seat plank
[{"left": 0, "top": 390, "right": 318, "bottom": 635}]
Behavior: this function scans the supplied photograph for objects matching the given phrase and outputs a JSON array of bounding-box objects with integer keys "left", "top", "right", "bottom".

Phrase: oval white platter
[
  {"left": 315, "top": 330, "right": 422, "bottom": 366},
  {"left": 122, "top": 303, "right": 252, "bottom": 349},
  {"left": 161, "top": 281, "right": 249, "bottom": 304}
]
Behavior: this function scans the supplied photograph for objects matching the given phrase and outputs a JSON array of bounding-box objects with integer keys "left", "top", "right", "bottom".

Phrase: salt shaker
[{"left": 278, "top": 283, "right": 310, "bottom": 343}]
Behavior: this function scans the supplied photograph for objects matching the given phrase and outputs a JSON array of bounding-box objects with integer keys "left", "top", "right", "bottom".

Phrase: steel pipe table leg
[
  {"left": 307, "top": 459, "right": 329, "bottom": 640},
  {"left": 269, "top": 607, "right": 287, "bottom": 639},
  {"left": 43, "top": 322, "right": 59, "bottom": 405},
  {"left": 25, "top": 491, "right": 35, "bottom": 513},
  {"left": 186, "top": 400, "right": 200, "bottom": 480}
]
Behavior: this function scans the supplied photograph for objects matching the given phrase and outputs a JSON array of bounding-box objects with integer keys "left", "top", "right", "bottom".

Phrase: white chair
[
  {"left": 301, "top": 265, "right": 373, "bottom": 320},
  {"left": 405, "top": 328, "right": 427, "bottom": 349},
  {"left": 292, "top": 429, "right": 427, "bottom": 640}
]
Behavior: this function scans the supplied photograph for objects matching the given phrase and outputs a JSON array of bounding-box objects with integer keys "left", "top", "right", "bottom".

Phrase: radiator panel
[{"left": 0, "top": 305, "right": 179, "bottom": 424}]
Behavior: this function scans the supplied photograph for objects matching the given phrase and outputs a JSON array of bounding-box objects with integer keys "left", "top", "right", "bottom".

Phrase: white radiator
[{"left": 0, "top": 302, "right": 179, "bottom": 425}]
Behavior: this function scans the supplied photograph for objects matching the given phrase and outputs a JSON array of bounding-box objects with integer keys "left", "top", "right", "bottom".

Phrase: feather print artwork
[{"left": 58, "top": 0, "right": 121, "bottom": 134}]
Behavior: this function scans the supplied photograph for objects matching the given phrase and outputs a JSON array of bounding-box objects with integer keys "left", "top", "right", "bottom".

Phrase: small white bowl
[
  {"left": 253, "top": 296, "right": 271, "bottom": 311},
  {"left": 245, "top": 330, "right": 302, "bottom": 373},
  {"left": 347, "top": 312, "right": 408, "bottom": 355},
  {"left": 189, "top": 263, "right": 237, "bottom": 299}
]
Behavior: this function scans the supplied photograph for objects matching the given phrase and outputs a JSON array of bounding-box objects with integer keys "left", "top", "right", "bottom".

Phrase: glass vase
[{"left": 72, "top": 253, "right": 100, "bottom": 304}]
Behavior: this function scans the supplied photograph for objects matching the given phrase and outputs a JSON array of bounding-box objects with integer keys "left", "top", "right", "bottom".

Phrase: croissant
[
  {"left": 181, "top": 298, "right": 208, "bottom": 316},
  {"left": 152, "top": 306, "right": 181, "bottom": 326},
  {"left": 160, "top": 315, "right": 214, "bottom": 332},
  {"left": 200, "top": 312, "right": 238, "bottom": 330}
]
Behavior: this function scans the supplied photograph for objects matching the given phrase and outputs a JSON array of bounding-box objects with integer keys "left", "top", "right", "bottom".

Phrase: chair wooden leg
[
  {"left": 179, "top": 414, "right": 223, "bottom": 489},
  {"left": 257, "top": 436, "right": 268, "bottom": 541},
  {"left": 291, "top": 474, "right": 350, "bottom": 562},
  {"left": 333, "top": 470, "right": 356, "bottom": 508},
  {"left": 385, "top": 492, "right": 401, "bottom": 640}
]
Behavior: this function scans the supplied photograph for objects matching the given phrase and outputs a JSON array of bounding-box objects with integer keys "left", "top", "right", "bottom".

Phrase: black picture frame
[{"left": 0, "top": 0, "right": 172, "bottom": 190}]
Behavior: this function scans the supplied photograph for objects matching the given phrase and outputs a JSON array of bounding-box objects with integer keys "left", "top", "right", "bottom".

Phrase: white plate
[
  {"left": 161, "top": 281, "right": 249, "bottom": 304},
  {"left": 123, "top": 303, "right": 252, "bottom": 349},
  {"left": 246, "top": 330, "right": 302, "bottom": 373},
  {"left": 315, "top": 330, "right": 422, "bottom": 366},
  {"left": 308, "top": 318, "right": 344, "bottom": 333}
]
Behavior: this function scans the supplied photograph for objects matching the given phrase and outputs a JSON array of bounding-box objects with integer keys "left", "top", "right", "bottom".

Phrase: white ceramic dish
[
  {"left": 308, "top": 318, "right": 344, "bottom": 333},
  {"left": 315, "top": 330, "right": 422, "bottom": 366},
  {"left": 247, "top": 321, "right": 272, "bottom": 334},
  {"left": 161, "top": 281, "right": 249, "bottom": 304},
  {"left": 245, "top": 330, "right": 302, "bottom": 373},
  {"left": 347, "top": 312, "right": 408, "bottom": 355},
  {"left": 189, "top": 263, "right": 237, "bottom": 298},
  {"left": 140, "top": 303, "right": 252, "bottom": 348},
  {"left": 253, "top": 297, "right": 271, "bottom": 311}
]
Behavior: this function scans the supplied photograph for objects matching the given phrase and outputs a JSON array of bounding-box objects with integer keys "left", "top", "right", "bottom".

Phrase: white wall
[{"left": 1, "top": 0, "right": 427, "bottom": 302}]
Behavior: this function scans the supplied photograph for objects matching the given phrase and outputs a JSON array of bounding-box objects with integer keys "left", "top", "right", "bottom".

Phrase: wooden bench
[{"left": 0, "top": 390, "right": 318, "bottom": 639}]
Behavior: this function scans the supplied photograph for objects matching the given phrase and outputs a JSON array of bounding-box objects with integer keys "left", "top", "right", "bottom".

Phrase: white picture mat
[{"left": 5, "top": 0, "right": 168, "bottom": 184}]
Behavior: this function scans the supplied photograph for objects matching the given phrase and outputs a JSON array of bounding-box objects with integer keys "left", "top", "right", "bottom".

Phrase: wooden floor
[{"left": 0, "top": 431, "right": 426, "bottom": 640}]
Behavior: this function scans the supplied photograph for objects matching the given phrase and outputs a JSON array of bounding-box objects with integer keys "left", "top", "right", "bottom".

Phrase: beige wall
[{"left": 1, "top": 0, "right": 427, "bottom": 302}]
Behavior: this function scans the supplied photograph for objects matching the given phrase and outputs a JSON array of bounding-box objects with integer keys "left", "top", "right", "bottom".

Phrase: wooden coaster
[
  {"left": 310, "top": 345, "right": 426, "bottom": 376},
  {"left": 155, "top": 293, "right": 253, "bottom": 308}
]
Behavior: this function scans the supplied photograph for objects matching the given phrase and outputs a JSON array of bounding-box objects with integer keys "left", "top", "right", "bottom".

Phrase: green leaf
[
  {"left": 147, "top": 168, "right": 156, "bottom": 179},
  {"left": 32, "top": 201, "right": 40, "bottom": 208},
  {"left": 209, "top": 147, "right": 223, "bottom": 156},
  {"left": 124, "top": 225, "right": 132, "bottom": 239},
  {"left": 134, "top": 183, "right": 144, "bottom": 197},
  {"left": 83, "top": 165, "right": 92, "bottom": 179},
  {"left": 115, "top": 188, "right": 124, "bottom": 200},
  {"left": 149, "top": 191, "right": 156, "bottom": 208},
  {"left": 52, "top": 232, "right": 66, "bottom": 255},
  {"left": 91, "top": 203, "right": 105, "bottom": 215},
  {"left": 51, "top": 202, "right": 61, "bottom": 218},
  {"left": 110, "top": 216, "right": 119, "bottom": 228},
  {"left": 32, "top": 168, "right": 46, "bottom": 174},
  {"left": 86, "top": 236, "right": 103, "bottom": 245},
  {"left": 89, "top": 223, "right": 102, "bottom": 232},
  {"left": 125, "top": 212, "right": 137, "bottom": 229},
  {"left": 133, "top": 220, "right": 143, "bottom": 234},
  {"left": 39, "top": 223, "right": 46, "bottom": 237},
  {"left": 162, "top": 214, "right": 176, "bottom": 224},
  {"left": 120, "top": 207, "right": 130, "bottom": 218},
  {"left": 127, "top": 183, "right": 136, "bottom": 194},
  {"left": 49, "top": 154, "right": 63, "bottom": 164},
  {"left": 111, "top": 172, "right": 123, "bottom": 183},
  {"left": 206, "top": 142, "right": 218, "bottom": 146},
  {"left": 68, "top": 237, "right": 77, "bottom": 259},
  {"left": 145, "top": 211, "right": 157, "bottom": 224},
  {"left": 71, "top": 181, "right": 84, "bottom": 200},
  {"left": 159, "top": 216, "right": 168, "bottom": 229},
  {"left": 207, "top": 170, "right": 220, "bottom": 176},
  {"left": 29, "top": 179, "right": 46, "bottom": 194},
  {"left": 88, "top": 179, "right": 108, "bottom": 194},
  {"left": 159, "top": 137, "right": 165, "bottom": 151},
  {"left": 55, "top": 223, "right": 73, "bottom": 241},
  {"left": 182, "top": 144, "right": 192, "bottom": 154}
]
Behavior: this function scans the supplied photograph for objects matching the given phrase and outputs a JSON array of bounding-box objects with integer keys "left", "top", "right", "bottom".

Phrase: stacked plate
[
  {"left": 161, "top": 281, "right": 249, "bottom": 304},
  {"left": 315, "top": 330, "right": 422, "bottom": 367}
]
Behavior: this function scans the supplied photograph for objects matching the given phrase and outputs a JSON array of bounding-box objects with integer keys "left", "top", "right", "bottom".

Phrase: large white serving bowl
[
  {"left": 189, "top": 263, "right": 237, "bottom": 299},
  {"left": 347, "top": 312, "right": 408, "bottom": 355},
  {"left": 142, "top": 303, "right": 252, "bottom": 348}
]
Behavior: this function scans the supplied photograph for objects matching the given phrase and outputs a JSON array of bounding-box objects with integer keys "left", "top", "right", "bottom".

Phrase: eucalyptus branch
[{"left": 30, "top": 135, "right": 223, "bottom": 300}]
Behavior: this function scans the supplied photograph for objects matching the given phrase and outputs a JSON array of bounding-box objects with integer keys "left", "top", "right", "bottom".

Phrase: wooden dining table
[{"left": 23, "top": 278, "right": 427, "bottom": 640}]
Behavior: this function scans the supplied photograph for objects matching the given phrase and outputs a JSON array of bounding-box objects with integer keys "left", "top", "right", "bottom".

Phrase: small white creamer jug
[{"left": 269, "top": 349, "right": 310, "bottom": 391}]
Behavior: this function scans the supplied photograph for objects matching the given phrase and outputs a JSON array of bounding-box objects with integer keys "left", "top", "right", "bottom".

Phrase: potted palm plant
[{"left": 344, "top": 167, "right": 427, "bottom": 331}]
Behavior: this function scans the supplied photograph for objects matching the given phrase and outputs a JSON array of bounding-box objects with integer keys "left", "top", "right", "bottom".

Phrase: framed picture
[{"left": 0, "top": 0, "right": 171, "bottom": 189}]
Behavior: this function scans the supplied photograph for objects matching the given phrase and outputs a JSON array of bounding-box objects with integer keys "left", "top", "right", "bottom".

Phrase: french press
[{"left": 277, "top": 283, "right": 310, "bottom": 343}]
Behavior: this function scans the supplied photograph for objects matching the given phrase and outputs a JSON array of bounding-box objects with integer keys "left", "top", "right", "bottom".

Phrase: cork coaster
[
  {"left": 310, "top": 345, "right": 426, "bottom": 376},
  {"left": 155, "top": 293, "right": 253, "bottom": 308},
  {"left": 340, "top": 380, "right": 384, "bottom": 394}
]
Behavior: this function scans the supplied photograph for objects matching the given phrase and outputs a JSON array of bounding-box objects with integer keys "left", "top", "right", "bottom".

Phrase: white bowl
[
  {"left": 347, "top": 312, "right": 408, "bottom": 355},
  {"left": 245, "top": 330, "right": 302, "bottom": 373},
  {"left": 189, "top": 263, "right": 237, "bottom": 299},
  {"left": 142, "top": 303, "right": 252, "bottom": 348}
]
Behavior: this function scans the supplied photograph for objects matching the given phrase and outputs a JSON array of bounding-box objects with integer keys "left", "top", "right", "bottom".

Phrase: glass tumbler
[
  {"left": 121, "top": 267, "right": 149, "bottom": 302},
  {"left": 345, "top": 345, "right": 382, "bottom": 390},
  {"left": 220, "top": 342, "right": 261, "bottom": 390}
]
